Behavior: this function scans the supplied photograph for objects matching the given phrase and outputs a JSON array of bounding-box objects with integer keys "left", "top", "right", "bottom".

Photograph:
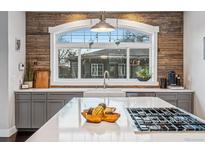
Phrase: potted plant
[
  {"left": 24, "top": 61, "right": 34, "bottom": 88},
  {"left": 136, "top": 68, "right": 152, "bottom": 81}
]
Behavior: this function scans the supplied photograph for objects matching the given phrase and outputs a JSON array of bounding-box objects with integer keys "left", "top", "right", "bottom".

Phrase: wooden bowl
[
  {"left": 81, "top": 112, "right": 102, "bottom": 123},
  {"left": 102, "top": 113, "right": 121, "bottom": 123}
]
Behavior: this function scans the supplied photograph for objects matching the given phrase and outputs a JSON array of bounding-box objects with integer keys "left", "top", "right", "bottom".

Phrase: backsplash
[{"left": 26, "top": 12, "right": 183, "bottom": 84}]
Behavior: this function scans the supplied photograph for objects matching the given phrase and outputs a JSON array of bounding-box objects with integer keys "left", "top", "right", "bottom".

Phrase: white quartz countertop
[
  {"left": 27, "top": 97, "right": 205, "bottom": 142},
  {"left": 15, "top": 88, "right": 194, "bottom": 93}
]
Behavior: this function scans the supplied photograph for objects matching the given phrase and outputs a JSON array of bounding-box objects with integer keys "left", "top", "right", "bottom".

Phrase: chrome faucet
[{"left": 103, "top": 70, "right": 110, "bottom": 89}]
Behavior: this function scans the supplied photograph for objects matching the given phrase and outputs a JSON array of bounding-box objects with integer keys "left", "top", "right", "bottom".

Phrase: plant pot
[
  {"left": 24, "top": 81, "right": 33, "bottom": 88},
  {"left": 136, "top": 76, "right": 151, "bottom": 82}
]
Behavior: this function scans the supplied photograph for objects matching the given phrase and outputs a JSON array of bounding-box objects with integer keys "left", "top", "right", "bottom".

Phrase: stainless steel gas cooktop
[{"left": 127, "top": 108, "right": 205, "bottom": 132}]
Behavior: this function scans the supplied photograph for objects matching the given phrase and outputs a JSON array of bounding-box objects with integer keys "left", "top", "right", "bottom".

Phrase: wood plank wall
[{"left": 26, "top": 12, "right": 183, "bottom": 86}]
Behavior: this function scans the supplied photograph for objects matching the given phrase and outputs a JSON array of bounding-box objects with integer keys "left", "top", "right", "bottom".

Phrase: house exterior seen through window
[{"left": 49, "top": 19, "right": 159, "bottom": 85}]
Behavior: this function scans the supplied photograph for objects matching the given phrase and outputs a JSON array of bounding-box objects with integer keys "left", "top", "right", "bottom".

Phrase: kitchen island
[{"left": 26, "top": 97, "right": 205, "bottom": 142}]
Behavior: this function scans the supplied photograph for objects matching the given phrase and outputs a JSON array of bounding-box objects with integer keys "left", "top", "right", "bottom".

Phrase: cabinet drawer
[
  {"left": 47, "top": 92, "right": 83, "bottom": 100},
  {"left": 32, "top": 100, "right": 46, "bottom": 104},
  {"left": 156, "top": 93, "right": 177, "bottom": 100},
  {"left": 126, "top": 92, "right": 156, "bottom": 97},
  {"left": 178, "top": 93, "right": 192, "bottom": 100},
  {"left": 32, "top": 93, "right": 47, "bottom": 100},
  {"left": 15, "top": 93, "right": 31, "bottom": 100}
]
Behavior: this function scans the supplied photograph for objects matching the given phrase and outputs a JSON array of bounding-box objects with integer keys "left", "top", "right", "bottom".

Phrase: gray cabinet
[
  {"left": 32, "top": 100, "right": 46, "bottom": 128},
  {"left": 156, "top": 93, "right": 177, "bottom": 101},
  {"left": 31, "top": 93, "right": 47, "bottom": 128},
  {"left": 47, "top": 100, "right": 65, "bottom": 120},
  {"left": 156, "top": 92, "right": 193, "bottom": 113},
  {"left": 15, "top": 93, "right": 32, "bottom": 129},
  {"left": 46, "top": 92, "right": 83, "bottom": 120},
  {"left": 16, "top": 100, "right": 31, "bottom": 128},
  {"left": 15, "top": 91, "right": 83, "bottom": 129},
  {"left": 126, "top": 92, "right": 194, "bottom": 113},
  {"left": 156, "top": 93, "right": 178, "bottom": 107},
  {"left": 126, "top": 92, "right": 156, "bottom": 97},
  {"left": 177, "top": 93, "right": 193, "bottom": 113}
]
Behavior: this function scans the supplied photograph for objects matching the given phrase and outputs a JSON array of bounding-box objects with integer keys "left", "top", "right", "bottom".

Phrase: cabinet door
[
  {"left": 16, "top": 100, "right": 31, "bottom": 128},
  {"left": 177, "top": 100, "right": 192, "bottom": 113},
  {"left": 156, "top": 93, "right": 177, "bottom": 107},
  {"left": 47, "top": 100, "right": 65, "bottom": 120},
  {"left": 177, "top": 93, "right": 193, "bottom": 113},
  {"left": 64, "top": 93, "right": 83, "bottom": 104},
  {"left": 126, "top": 92, "right": 156, "bottom": 97},
  {"left": 32, "top": 100, "right": 46, "bottom": 128},
  {"left": 16, "top": 93, "right": 31, "bottom": 100},
  {"left": 166, "top": 100, "right": 177, "bottom": 107}
]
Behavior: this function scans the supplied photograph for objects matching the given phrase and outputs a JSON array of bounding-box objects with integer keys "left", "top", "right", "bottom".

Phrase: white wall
[
  {"left": 0, "top": 12, "right": 10, "bottom": 136},
  {"left": 0, "top": 11, "right": 25, "bottom": 137},
  {"left": 184, "top": 12, "right": 205, "bottom": 119}
]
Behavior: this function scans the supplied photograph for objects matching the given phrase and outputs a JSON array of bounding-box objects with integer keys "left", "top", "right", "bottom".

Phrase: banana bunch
[{"left": 86, "top": 103, "right": 116, "bottom": 116}]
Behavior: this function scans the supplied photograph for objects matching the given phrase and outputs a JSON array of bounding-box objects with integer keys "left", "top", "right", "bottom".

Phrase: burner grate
[{"left": 127, "top": 108, "right": 205, "bottom": 132}]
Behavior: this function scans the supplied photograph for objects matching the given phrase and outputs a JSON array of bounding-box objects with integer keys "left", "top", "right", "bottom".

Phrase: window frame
[
  {"left": 118, "top": 63, "right": 126, "bottom": 78},
  {"left": 90, "top": 63, "right": 104, "bottom": 77},
  {"left": 49, "top": 18, "right": 159, "bottom": 86}
]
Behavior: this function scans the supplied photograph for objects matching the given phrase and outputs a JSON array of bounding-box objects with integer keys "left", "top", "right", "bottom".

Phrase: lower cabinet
[
  {"left": 178, "top": 100, "right": 192, "bottom": 113},
  {"left": 47, "top": 100, "right": 65, "bottom": 120},
  {"left": 126, "top": 92, "right": 194, "bottom": 113},
  {"left": 32, "top": 100, "right": 46, "bottom": 128},
  {"left": 15, "top": 92, "right": 83, "bottom": 129},
  {"left": 166, "top": 100, "right": 177, "bottom": 106},
  {"left": 156, "top": 93, "right": 178, "bottom": 107},
  {"left": 16, "top": 100, "right": 31, "bottom": 128}
]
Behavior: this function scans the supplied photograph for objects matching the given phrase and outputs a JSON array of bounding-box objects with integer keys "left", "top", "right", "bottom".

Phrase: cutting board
[{"left": 34, "top": 70, "right": 50, "bottom": 88}]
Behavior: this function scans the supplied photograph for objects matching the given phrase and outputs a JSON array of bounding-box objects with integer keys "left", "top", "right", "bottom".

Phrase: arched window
[{"left": 49, "top": 19, "right": 159, "bottom": 86}]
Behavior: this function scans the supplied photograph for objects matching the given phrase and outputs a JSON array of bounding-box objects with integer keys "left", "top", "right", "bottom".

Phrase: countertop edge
[{"left": 14, "top": 88, "right": 194, "bottom": 93}]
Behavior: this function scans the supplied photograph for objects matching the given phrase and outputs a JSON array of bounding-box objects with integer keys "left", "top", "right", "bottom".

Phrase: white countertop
[
  {"left": 15, "top": 88, "right": 194, "bottom": 93},
  {"left": 27, "top": 97, "right": 205, "bottom": 142}
]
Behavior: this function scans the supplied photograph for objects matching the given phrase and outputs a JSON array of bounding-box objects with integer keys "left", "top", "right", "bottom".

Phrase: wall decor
[{"left": 15, "top": 38, "right": 21, "bottom": 52}]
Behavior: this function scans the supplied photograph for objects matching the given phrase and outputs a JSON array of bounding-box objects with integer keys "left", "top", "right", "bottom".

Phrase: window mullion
[
  {"left": 127, "top": 48, "right": 130, "bottom": 80},
  {"left": 78, "top": 49, "right": 81, "bottom": 79}
]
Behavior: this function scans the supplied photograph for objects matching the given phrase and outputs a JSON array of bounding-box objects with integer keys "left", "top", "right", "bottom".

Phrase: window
[
  {"left": 130, "top": 49, "right": 149, "bottom": 79},
  {"left": 56, "top": 28, "right": 150, "bottom": 44},
  {"left": 81, "top": 48, "right": 126, "bottom": 79},
  {"left": 118, "top": 64, "right": 126, "bottom": 78},
  {"left": 58, "top": 48, "right": 78, "bottom": 78},
  {"left": 91, "top": 64, "right": 104, "bottom": 77},
  {"left": 49, "top": 19, "right": 159, "bottom": 85}
]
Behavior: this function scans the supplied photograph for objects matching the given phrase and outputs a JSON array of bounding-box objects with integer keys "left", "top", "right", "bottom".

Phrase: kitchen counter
[
  {"left": 15, "top": 88, "right": 194, "bottom": 93},
  {"left": 27, "top": 97, "right": 205, "bottom": 142}
]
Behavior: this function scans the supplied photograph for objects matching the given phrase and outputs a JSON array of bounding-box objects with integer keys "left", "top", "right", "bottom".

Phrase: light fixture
[{"left": 91, "top": 14, "right": 115, "bottom": 32}]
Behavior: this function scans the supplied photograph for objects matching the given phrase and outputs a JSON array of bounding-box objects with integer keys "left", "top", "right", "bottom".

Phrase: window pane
[
  {"left": 81, "top": 49, "right": 127, "bottom": 78},
  {"left": 56, "top": 28, "right": 150, "bottom": 43},
  {"left": 58, "top": 48, "right": 78, "bottom": 78},
  {"left": 130, "top": 49, "right": 150, "bottom": 79}
]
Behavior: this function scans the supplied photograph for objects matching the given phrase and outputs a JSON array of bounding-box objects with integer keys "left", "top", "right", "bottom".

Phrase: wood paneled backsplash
[{"left": 26, "top": 12, "right": 183, "bottom": 85}]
